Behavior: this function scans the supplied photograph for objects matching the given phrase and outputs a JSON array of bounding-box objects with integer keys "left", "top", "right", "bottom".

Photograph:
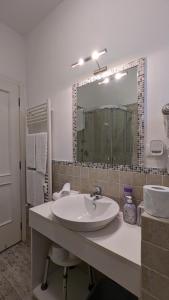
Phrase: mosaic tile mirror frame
[{"left": 72, "top": 58, "right": 145, "bottom": 169}]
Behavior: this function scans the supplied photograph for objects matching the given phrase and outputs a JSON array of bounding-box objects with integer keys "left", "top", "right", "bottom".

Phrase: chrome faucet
[{"left": 90, "top": 186, "right": 102, "bottom": 208}]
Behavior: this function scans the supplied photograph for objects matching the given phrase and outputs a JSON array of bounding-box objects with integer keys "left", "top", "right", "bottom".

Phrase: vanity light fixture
[
  {"left": 71, "top": 48, "right": 107, "bottom": 70},
  {"left": 93, "top": 66, "right": 107, "bottom": 75},
  {"left": 114, "top": 72, "right": 127, "bottom": 80},
  {"left": 92, "top": 49, "right": 108, "bottom": 75}
]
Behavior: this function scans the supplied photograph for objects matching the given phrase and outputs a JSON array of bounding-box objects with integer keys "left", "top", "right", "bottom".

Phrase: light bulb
[
  {"left": 114, "top": 72, "right": 127, "bottom": 80},
  {"left": 92, "top": 49, "right": 107, "bottom": 60},
  {"left": 78, "top": 58, "right": 84, "bottom": 66},
  {"left": 71, "top": 63, "right": 77, "bottom": 68},
  {"left": 92, "top": 51, "right": 100, "bottom": 60}
]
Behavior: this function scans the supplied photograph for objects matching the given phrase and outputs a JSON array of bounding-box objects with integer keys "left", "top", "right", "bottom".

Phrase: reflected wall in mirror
[{"left": 73, "top": 58, "right": 145, "bottom": 167}]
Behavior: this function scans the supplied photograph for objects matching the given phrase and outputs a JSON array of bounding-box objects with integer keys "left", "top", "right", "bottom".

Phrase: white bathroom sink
[{"left": 51, "top": 194, "right": 120, "bottom": 232}]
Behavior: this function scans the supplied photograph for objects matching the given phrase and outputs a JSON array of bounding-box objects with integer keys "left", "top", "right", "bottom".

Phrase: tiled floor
[{"left": 0, "top": 242, "right": 31, "bottom": 300}]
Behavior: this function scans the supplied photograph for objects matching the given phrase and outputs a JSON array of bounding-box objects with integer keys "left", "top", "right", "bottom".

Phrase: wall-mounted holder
[{"left": 149, "top": 140, "right": 164, "bottom": 156}]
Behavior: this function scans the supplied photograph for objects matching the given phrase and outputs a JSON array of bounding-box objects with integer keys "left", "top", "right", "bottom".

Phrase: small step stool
[{"left": 41, "top": 243, "right": 95, "bottom": 300}]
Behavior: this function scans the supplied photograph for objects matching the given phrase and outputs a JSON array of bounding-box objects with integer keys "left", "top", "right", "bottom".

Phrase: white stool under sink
[{"left": 41, "top": 243, "right": 95, "bottom": 300}]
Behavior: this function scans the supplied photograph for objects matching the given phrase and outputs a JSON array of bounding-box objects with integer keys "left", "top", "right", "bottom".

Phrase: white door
[{"left": 0, "top": 79, "right": 21, "bottom": 252}]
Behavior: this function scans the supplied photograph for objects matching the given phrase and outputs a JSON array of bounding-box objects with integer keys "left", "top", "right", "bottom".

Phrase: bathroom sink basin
[{"left": 51, "top": 194, "right": 120, "bottom": 232}]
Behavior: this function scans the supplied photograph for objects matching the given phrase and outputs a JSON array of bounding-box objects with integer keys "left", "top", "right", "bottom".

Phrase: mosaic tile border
[
  {"left": 72, "top": 57, "right": 145, "bottom": 168},
  {"left": 53, "top": 160, "right": 168, "bottom": 175}
]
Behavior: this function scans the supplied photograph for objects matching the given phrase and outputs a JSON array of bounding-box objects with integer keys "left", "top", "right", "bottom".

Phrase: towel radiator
[{"left": 26, "top": 99, "right": 52, "bottom": 202}]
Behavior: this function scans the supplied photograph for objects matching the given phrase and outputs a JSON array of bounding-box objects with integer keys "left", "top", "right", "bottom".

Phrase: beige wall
[{"left": 52, "top": 162, "right": 169, "bottom": 209}]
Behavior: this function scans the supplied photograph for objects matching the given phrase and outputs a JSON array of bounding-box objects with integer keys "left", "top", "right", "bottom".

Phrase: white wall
[
  {"left": 26, "top": 0, "right": 169, "bottom": 167},
  {"left": 0, "top": 22, "right": 26, "bottom": 83},
  {"left": 145, "top": 47, "right": 169, "bottom": 168}
]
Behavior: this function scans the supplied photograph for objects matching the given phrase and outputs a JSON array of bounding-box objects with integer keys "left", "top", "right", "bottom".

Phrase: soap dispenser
[{"left": 123, "top": 196, "right": 137, "bottom": 225}]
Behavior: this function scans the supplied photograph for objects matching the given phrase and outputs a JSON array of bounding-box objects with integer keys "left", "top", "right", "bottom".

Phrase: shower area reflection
[
  {"left": 77, "top": 104, "right": 137, "bottom": 165},
  {"left": 76, "top": 66, "right": 138, "bottom": 165}
]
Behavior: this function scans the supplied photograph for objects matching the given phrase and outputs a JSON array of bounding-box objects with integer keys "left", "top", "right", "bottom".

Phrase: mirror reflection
[{"left": 77, "top": 67, "right": 138, "bottom": 165}]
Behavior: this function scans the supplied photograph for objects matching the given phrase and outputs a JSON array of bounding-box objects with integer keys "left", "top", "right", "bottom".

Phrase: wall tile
[
  {"left": 80, "top": 167, "right": 89, "bottom": 179},
  {"left": 146, "top": 174, "right": 162, "bottom": 185},
  {"left": 72, "top": 166, "right": 81, "bottom": 177},
  {"left": 88, "top": 169, "right": 108, "bottom": 193},
  {"left": 119, "top": 171, "right": 133, "bottom": 185},
  {"left": 133, "top": 173, "right": 146, "bottom": 186},
  {"left": 72, "top": 176, "right": 81, "bottom": 190},
  {"left": 142, "top": 214, "right": 169, "bottom": 250},
  {"left": 142, "top": 266, "right": 169, "bottom": 300},
  {"left": 107, "top": 170, "right": 120, "bottom": 184},
  {"left": 95, "top": 168, "right": 108, "bottom": 181},
  {"left": 162, "top": 175, "right": 169, "bottom": 187},
  {"left": 105, "top": 182, "right": 120, "bottom": 199},
  {"left": 52, "top": 167, "right": 59, "bottom": 191},
  {"left": 65, "top": 165, "right": 73, "bottom": 176},
  {"left": 119, "top": 185, "right": 126, "bottom": 207},
  {"left": 142, "top": 241, "right": 169, "bottom": 278},
  {"left": 80, "top": 178, "right": 90, "bottom": 193},
  {"left": 57, "top": 164, "right": 67, "bottom": 174},
  {"left": 132, "top": 186, "right": 143, "bottom": 204},
  {"left": 89, "top": 168, "right": 98, "bottom": 182}
]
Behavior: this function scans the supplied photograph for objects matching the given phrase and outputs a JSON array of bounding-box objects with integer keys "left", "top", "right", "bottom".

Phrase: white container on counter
[{"left": 143, "top": 185, "right": 169, "bottom": 219}]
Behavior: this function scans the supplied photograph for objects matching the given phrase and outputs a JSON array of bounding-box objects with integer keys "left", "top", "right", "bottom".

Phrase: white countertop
[
  {"left": 30, "top": 201, "right": 141, "bottom": 268},
  {"left": 30, "top": 201, "right": 141, "bottom": 296}
]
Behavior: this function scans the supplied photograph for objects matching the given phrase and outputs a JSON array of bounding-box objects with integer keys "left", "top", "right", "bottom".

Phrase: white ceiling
[{"left": 0, "top": 0, "right": 63, "bottom": 35}]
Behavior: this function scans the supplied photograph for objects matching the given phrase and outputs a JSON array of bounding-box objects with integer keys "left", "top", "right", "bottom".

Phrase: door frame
[
  {"left": 19, "top": 82, "right": 27, "bottom": 241},
  {"left": 0, "top": 74, "right": 26, "bottom": 242}
]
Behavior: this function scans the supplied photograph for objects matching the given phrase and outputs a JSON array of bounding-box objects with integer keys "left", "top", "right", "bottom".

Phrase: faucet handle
[
  {"left": 95, "top": 186, "right": 102, "bottom": 195},
  {"left": 90, "top": 186, "right": 102, "bottom": 203},
  {"left": 90, "top": 185, "right": 102, "bottom": 197}
]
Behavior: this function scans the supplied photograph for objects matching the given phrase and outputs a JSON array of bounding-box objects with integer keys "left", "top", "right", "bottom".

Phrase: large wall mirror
[{"left": 72, "top": 58, "right": 145, "bottom": 167}]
